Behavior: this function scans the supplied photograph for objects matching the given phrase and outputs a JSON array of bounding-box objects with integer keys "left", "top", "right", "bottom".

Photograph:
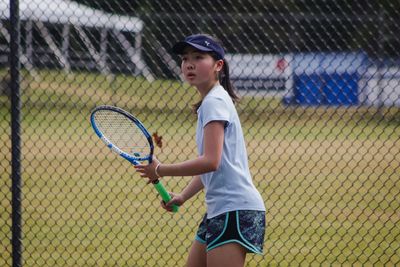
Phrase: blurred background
[{"left": 1, "top": 0, "right": 399, "bottom": 266}]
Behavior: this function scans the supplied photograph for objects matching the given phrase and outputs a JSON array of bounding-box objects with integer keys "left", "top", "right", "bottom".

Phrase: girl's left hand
[
  {"left": 134, "top": 157, "right": 161, "bottom": 184},
  {"left": 161, "top": 192, "right": 184, "bottom": 212}
]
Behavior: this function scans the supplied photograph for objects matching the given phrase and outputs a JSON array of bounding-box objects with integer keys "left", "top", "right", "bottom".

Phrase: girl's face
[{"left": 181, "top": 47, "right": 223, "bottom": 94}]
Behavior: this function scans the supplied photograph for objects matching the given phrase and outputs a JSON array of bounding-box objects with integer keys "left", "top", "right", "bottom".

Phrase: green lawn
[{"left": 1, "top": 69, "right": 399, "bottom": 266}]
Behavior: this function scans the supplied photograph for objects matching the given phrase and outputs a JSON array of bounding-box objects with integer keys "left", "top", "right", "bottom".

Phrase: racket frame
[{"left": 90, "top": 105, "right": 153, "bottom": 164}]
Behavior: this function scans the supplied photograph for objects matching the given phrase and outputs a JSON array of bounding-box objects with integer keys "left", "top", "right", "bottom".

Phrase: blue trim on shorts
[
  {"left": 207, "top": 239, "right": 260, "bottom": 254},
  {"left": 195, "top": 235, "right": 206, "bottom": 244}
]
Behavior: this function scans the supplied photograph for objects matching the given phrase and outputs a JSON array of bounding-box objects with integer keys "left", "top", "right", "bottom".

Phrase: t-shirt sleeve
[{"left": 200, "top": 97, "right": 230, "bottom": 128}]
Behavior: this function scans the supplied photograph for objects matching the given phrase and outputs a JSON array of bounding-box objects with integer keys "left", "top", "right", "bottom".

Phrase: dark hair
[{"left": 192, "top": 35, "right": 240, "bottom": 113}]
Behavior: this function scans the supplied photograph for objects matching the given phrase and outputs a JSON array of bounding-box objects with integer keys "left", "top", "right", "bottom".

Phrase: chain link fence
[{"left": 1, "top": 0, "right": 400, "bottom": 266}]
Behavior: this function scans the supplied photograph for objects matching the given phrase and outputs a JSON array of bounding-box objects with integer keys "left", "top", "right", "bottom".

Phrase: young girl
[{"left": 134, "top": 34, "right": 266, "bottom": 267}]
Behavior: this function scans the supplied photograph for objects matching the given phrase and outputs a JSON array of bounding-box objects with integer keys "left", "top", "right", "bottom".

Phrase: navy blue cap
[{"left": 172, "top": 34, "right": 225, "bottom": 60}]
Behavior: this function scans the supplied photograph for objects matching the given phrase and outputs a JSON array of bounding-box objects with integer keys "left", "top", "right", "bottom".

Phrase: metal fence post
[{"left": 9, "top": 0, "right": 22, "bottom": 266}]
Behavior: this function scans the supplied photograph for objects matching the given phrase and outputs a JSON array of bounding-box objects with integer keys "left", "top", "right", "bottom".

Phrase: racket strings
[{"left": 94, "top": 110, "right": 149, "bottom": 157}]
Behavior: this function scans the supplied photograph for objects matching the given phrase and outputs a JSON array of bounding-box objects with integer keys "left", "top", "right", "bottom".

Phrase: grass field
[{"left": 1, "top": 69, "right": 399, "bottom": 266}]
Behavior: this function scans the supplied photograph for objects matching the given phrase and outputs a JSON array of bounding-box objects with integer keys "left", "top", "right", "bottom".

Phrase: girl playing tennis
[{"left": 135, "top": 34, "right": 266, "bottom": 267}]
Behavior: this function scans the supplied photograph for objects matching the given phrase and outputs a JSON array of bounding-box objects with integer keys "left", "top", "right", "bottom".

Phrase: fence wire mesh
[{"left": 1, "top": 0, "right": 400, "bottom": 266}]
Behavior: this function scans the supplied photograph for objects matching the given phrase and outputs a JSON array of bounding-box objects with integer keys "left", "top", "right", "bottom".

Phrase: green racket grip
[{"left": 153, "top": 180, "right": 179, "bottom": 213}]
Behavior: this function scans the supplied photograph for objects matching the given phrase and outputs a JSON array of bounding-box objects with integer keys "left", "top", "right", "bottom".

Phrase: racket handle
[{"left": 153, "top": 180, "right": 179, "bottom": 213}]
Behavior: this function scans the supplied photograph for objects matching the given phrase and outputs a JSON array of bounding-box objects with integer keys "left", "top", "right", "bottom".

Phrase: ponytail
[{"left": 219, "top": 59, "right": 240, "bottom": 104}]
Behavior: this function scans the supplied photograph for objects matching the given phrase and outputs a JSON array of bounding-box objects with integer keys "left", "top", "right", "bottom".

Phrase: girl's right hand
[{"left": 161, "top": 193, "right": 185, "bottom": 212}]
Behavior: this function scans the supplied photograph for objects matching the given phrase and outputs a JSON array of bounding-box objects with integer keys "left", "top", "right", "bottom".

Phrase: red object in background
[{"left": 276, "top": 58, "right": 287, "bottom": 72}]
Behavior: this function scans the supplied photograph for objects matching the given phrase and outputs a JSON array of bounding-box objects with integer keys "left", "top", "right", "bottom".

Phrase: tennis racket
[{"left": 90, "top": 105, "right": 179, "bottom": 212}]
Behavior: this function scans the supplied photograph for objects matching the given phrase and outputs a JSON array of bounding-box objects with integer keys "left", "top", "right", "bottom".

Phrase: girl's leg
[
  {"left": 186, "top": 240, "right": 207, "bottom": 267},
  {"left": 207, "top": 243, "right": 247, "bottom": 267}
]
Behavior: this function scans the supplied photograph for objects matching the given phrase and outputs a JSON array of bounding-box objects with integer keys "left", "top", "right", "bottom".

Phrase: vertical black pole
[
  {"left": 10, "top": 0, "right": 22, "bottom": 266},
  {"left": 376, "top": 3, "right": 386, "bottom": 117}
]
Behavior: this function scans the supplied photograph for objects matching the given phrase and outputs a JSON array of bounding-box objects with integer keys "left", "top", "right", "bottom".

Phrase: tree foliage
[{"left": 72, "top": 0, "right": 399, "bottom": 59}]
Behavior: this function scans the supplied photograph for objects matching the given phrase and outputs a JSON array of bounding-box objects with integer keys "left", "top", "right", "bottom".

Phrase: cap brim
[{"left": 172, "top": 41, "right": 213, "bottom": 55}]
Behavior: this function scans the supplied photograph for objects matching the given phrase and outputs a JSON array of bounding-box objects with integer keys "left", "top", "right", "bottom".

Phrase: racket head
[{"left": 90, "top": 105, "right": 154, "bottom": 163}]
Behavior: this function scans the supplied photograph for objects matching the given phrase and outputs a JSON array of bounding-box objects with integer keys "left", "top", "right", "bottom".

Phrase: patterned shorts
[{"left": 195, "top": 210, "right": 266, "bottom": 254}]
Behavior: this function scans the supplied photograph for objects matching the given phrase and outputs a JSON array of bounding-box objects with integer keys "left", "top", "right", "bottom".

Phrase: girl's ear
[{"left": 215, "top": 59, "right": 224, "bottom": 72}]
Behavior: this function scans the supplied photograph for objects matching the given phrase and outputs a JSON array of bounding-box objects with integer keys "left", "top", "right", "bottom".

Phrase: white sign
[
  {"left": 360, "top": 66, "right": 400, "bottom": 107},
  {"left": 225, "top": 54, "right": 293, "bottom": 96}
]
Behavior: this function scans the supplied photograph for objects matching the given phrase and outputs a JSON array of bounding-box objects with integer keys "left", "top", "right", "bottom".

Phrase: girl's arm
[
  {"left": 181, "top": 175, "right": 204, "bottom": 202},
  {"left": 135, "top": 121, "right": 225, "bottom": 181},
  {"left": 162, "top": 175, "right": 204, "bottom": 212}
]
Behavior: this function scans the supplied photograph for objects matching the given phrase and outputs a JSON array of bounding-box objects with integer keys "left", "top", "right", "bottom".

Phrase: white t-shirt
[{"left": 196, "top": 85, "right": 265, "bottom": 218}]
